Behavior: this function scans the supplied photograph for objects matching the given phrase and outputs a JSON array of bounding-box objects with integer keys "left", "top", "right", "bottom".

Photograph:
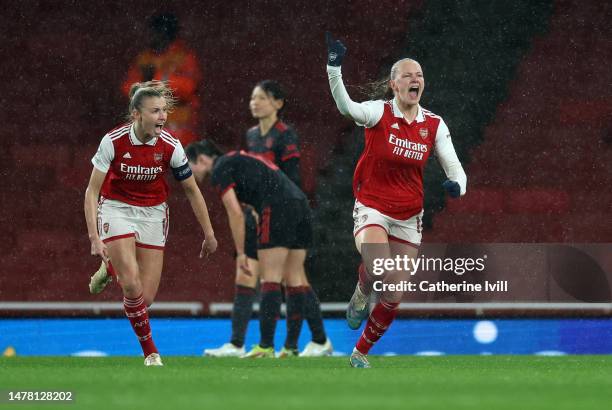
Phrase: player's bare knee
[{"left": 119, "top": 272, "right": 142, "bottom": 296}]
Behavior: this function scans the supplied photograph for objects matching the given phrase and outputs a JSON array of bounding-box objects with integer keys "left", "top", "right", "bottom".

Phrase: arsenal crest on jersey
[
  {"left": 419, "top": 128, "right": 429, "bottom": 139},
  {"left": 154, "top": 153, "right": 163, "bottom": 162}
]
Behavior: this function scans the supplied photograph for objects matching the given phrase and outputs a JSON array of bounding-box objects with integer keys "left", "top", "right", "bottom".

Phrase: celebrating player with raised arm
[
  {"left": 84, "top": 81, "right": 217, "bottom": 366},
  {"left": 326, "top": 33, "right": 467, "bottom": 368}
]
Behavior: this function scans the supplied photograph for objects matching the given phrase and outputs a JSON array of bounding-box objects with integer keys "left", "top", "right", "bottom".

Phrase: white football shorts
[
  {"left": 97, "top": 197, "right": 169, "bottom": 250},
  {"left": 352, "top": 200, "right": 423, "bottom": 247}
]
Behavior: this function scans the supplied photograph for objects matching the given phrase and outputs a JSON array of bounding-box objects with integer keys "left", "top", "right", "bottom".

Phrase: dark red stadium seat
[
  {"left": 430, "top": 0, "right": 611, "bottom": 243},
  {"left": 445, "top": 189, "right": 505, "bottom": 215}
]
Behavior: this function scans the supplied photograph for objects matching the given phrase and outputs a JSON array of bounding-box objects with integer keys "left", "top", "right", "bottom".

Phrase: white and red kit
[
  {"left": 91, "top": 124, "right": 192, "bottom": 248},
  {"left": 327, "top": 65, "right": 467, "bottom": 245}
]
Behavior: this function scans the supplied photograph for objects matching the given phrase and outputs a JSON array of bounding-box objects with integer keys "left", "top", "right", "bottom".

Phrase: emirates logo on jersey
[
  {"left": 419, "top": 128, "right": 429, "bottom": 139},
  {"left": 154, "top": 153, "right": 163, "bottom": 162},
  {"left": 120, "top": 163, "right": 163, "bottom": 181},
  {"left": 388, "top": 134, "right": 428, "bottom": 161}
]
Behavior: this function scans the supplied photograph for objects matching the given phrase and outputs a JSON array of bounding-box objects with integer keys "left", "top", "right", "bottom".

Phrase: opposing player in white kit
[
  {"left": 84, "top": 80, "right": 217, "bottom": 366},
  {"left": 326, "top": 34, "right": 467, "bottom": 367}
]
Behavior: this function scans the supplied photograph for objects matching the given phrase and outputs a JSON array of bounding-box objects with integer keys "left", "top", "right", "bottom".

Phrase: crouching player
[{"left": 187, "top": 140, "right": 332, "bottom": 357}]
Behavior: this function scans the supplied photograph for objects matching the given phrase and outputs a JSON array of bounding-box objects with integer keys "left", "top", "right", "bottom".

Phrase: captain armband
[{"left": 172, "top": 163, "right": 193, "bottom": 181}]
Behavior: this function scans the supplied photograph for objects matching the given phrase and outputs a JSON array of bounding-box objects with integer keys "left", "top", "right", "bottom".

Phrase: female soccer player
[
  {"left": 187, "top": 141, "right": 329, "bottom": 358},
  {"left": 84, "top": 80, "right": 217, "bottom": 366},
  {"left": 326, "top": 33, "right": 467, "bottom": 368},
  {"left": 245, "top": 80, "right": 301, "bottom": 185},
  {"left": 198, "top": 80, "right": 330, "bottom": 358}
]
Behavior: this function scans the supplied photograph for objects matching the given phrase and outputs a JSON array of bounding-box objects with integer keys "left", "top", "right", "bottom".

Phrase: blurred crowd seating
[{"left": 426, "top": 0, "right": 612, "bottom": 243}]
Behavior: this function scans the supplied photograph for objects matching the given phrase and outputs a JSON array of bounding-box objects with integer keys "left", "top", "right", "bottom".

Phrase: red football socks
[
  {"left": 123, "top": 294, "right": 158, "bottom": 357},
  {"left": 355, "top": 301, "right": 399, "bottom": 354}
]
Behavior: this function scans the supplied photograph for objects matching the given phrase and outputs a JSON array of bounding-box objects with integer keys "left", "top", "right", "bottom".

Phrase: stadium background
[{"left": 1, "top": 0, "right": 611, "bottom": 355}]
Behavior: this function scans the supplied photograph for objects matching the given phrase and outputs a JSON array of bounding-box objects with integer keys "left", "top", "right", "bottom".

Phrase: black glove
[
  {"left": 443, "top": 180, "right": 461, "bottom": 198},
  {"left": 326, "top": 32, "right": 347, "bottom": 67}
]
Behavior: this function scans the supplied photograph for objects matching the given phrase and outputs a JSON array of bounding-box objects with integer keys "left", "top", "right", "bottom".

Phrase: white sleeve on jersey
[
  {"left": 327, "top": 65, "right": 384, "bottom": 128},
  {"left": 170, "top": 141, "right": 188, "bottom": 169},
  {"left": 434, "top": 119, "right": 467, "bottom": 196},
  {"left": 91, "top": 134, "right": 114, "bottom": 173}
]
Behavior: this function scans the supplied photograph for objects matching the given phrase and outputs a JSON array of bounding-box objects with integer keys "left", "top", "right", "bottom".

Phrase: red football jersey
[
  {"left": 353, "top": 101, "right": 442, "bottom": 220},
  {"left": 92, "top": 124, "right": 191, "bottom": 206}
]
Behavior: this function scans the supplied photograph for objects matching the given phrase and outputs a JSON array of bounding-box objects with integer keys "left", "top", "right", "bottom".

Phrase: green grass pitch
[{"left": 1, "top": 356, "right": 611, "bottom": 410}]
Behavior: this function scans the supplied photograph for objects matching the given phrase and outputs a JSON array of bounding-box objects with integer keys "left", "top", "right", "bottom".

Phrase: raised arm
[{"left": 326, "top": 32, "right": 384, "bottom": 128}]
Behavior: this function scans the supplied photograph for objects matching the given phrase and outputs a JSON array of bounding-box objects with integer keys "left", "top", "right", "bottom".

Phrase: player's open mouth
[
  {"left": 409, "top": 86, "right": 419, "bottom": 99},
  {"left": 155, "top": 124, "right": 164, "bottom": 132}
]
